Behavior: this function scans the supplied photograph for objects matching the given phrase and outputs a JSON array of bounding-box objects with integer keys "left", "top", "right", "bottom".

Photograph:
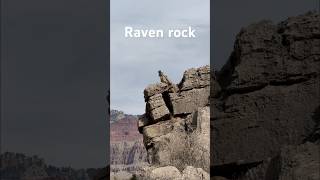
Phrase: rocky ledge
[
  {"left": 136, "top": 65, "right": 210, "bottom": 180},
  {"left": 211, "top": 11, "right": 320, "bottom": 180}
]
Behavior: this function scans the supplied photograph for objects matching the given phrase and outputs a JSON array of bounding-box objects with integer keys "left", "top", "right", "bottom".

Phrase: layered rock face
[
  {"left": 110, "top": 110, "right": 148, "bottom": 173},
  {"left": 211, "top": 12, "right": 320, "bottom": 180},
  {"left": 137, "top": 66, "right": 210, "bottom": 179},
  {"left": 110, "top": 111, "right": 142, "bottom": 142}
]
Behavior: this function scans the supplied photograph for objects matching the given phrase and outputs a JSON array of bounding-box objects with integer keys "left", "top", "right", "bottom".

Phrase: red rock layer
[{"left": 110, "top": 116, "right": 143, "bottom": 142}]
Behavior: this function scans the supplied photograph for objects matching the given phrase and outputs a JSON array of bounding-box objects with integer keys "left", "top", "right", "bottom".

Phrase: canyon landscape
[
  {"left": 111, "top": 65, "right": 211, "bottom": 180},
  {"left": 1, "top": 11, "right": 319, "bottom": 180}
]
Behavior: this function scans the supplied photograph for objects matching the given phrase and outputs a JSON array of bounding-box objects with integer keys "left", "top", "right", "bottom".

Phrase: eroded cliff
[{"left": 110, "top": 110, "right": 148, "bottom": 174}]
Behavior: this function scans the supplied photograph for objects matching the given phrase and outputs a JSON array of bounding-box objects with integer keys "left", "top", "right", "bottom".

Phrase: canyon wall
[{"left": 110, "top": 110, "right": 148, "bottom": 176}]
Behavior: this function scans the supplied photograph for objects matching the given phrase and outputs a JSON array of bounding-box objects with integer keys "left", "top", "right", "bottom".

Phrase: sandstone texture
[
  {"left": 137, "top": 65, "right": 210, "bottom": 179},
  {"left": 211, "top": 12, "right": 320, "bottom": 179}
]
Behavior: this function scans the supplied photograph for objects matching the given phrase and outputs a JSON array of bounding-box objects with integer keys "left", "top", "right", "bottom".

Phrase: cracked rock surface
[
  {"left": 137, "top": 65, "right": 210, "bottom": 179},
  {"left": 211, "top": 11, "right": 320, "bottom": 180}
]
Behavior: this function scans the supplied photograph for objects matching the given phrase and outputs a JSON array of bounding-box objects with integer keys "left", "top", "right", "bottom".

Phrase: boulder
[
  {"left": 179, "top": 65, "right": 210, "bottom": 91},
  {"left": 180, "top": 166, "right": 210, "bottom": 180},
  {"left": 144, "top": 83, "right": 169, "bottom": 99},
  {"left": 169, "top": 87, "right": 209, "bottom": 115},
  {"left": 142, "top": 118, "right": 182, "bottom": 148},
  {"left": 149, "top": 166, "right": 181, "bottom": 179},
  {"left": 146, "top": 94, "right": 171, "bottom": 122},
  {"left": 136, "top": 166, "right": 209, "bottom": 180}
]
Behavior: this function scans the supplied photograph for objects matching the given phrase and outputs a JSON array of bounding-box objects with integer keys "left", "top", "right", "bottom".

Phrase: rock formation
[
  {"left": 131, "top": 10, "right": 319, "bottom": 180},
  {"left": 211, "top": 11, "right": 320, "bottom": 180},
  {"left": 110, "top": 110, "right": 142, "bottom": 142},
  {"left": 136, "top": 65, "right": 210, "bottom": 179},
  {"left": 110, "top": 110, "right": 148, "bottom": 179}
]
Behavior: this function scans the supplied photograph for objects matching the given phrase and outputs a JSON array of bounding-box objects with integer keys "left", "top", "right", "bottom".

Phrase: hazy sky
[{"left": 111, "top": 0, "right": 210, "bottom": 115}]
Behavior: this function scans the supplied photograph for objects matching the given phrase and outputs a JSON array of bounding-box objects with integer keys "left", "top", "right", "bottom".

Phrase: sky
[{"left": 111, "top": 0, "right": 210, "bottom": 115}]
